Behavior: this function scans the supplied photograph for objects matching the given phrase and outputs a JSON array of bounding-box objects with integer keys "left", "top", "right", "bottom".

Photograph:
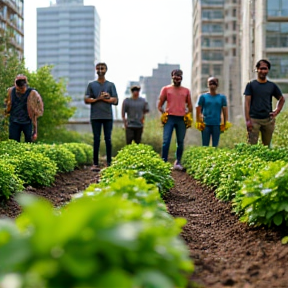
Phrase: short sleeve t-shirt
[
  {"left": 159, "top": 85, "right": 192, "bottom": 116},
  {"left": 122, "top": 97, "right": 149, "bottom": 128},
  {"left": 197, "top": 93, "right": 227, "bottom": 125},
  {"left": 85, "top": 80, "right": 118, "bottom": 120},
  {"left": 243, "top": 80, "right": 282, "bottom": 119}
]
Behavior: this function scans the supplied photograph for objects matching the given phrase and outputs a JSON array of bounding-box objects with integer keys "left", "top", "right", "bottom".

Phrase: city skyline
[{"left": 24, "top": 0, "right": 192, "bottom": 99}]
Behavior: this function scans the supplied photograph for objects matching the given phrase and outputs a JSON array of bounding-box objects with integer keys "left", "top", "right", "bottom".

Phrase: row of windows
[
  {"left": 202, "top": 37, "right": 224, "bottom": 47},
  {"left": 202, "top": 24, "right": 223, "bottom": 33},
  {"left": 202, "top": 51, "right": 224, "bottom": 60},
  {"left": 266, "top": 22, "right": 288, "bottom": 48},
  {"left": 202, "top": 9, "right": 224, "bottom": 20},
  {"left": 202, "top": 64, "right": 223, "bottom": 75},
  {"left": 267, "top": 0, "right": 288, "bottom": 17},
  {"left": 267, "top": 54, "right": 288, "bottom": 80}
]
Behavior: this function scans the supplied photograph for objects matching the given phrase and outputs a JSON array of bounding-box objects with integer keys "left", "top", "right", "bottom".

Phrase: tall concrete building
[
  {"left": 192, "top": 0, "right": 242, "bottom": 122},
  {"left": 241, "top": 0, "right": 288, "bottom": 99},
  {"left": 139, "top": 63, "right": 180, "bottom": 115},
  {"left": 0, "top": 0, "right": 24, "bottom": 57},
  {"left": 37, "top": 0, "right": 100, "bottom": 119}
]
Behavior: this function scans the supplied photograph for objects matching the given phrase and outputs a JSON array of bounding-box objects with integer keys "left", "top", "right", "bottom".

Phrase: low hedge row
[
  {"left": 0, "top": 140, "right": 93, "bottom": 199},
  {"left": 0, "top": 144, "right": 193, "bottom": 288},
  {"left": 183, "top": 144, "right": 288, "bottom": 227}
]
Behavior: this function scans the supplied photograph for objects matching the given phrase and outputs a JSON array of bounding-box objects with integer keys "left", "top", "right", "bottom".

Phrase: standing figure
[
  {"left": 122, "top": 85, "right": 149, "bottom": 144},
  {"left": 244, "top": 59, "right": 285, "bottom": 146},
  {"left": 196, "top": 77, "right": 228, "bottom": 147},
  {"left": 157, "top": 69, "right": 192, "bottom": 170},
  {"left": 84, "top": 62, "right": 118, "bottom": 171},
  {"left": 5, "top": 74, "right": 44, "bottom": 142}
]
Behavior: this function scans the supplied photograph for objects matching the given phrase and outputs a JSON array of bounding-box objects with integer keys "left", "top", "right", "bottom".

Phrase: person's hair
[
  {"left": 207, "top": 76, "right": 219, "bottom": 85},
  {"left": 171, "top": 69, "right": 183, "bottom": 76},
  {"left": 255, "top": 59, "right": 271, "bottom": 70},
  {"left": 96, "top": 62, "right": 108, "bottom": 70}
]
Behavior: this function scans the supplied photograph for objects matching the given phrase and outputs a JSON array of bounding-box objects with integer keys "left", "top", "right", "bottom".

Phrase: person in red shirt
[{"left": 158, "top": 69, "right": 192, "bottom": 170}]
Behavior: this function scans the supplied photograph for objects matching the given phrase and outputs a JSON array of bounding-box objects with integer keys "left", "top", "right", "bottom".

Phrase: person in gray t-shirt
[
  {"left": 84, "top": 62, "right": 118, "bottom": 171},
  {"left": 122, "top": 85, "right": 149, "bottom": 144},
  {"left": 244, "top": 59, "right": 285, "bottom": 147}
]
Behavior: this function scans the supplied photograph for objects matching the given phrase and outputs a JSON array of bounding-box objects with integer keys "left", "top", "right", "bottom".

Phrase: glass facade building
[
  {"left": 37, "top": 0, "right": 100, "bottom": 119},
  {"left": 0, "top": 0, "right": 24, "bottom": 57}
]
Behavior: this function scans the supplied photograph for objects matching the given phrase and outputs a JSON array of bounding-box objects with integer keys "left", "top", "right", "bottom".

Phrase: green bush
[
  {"left": 101, "top": 144, "right": 174, "bottom": 195},
  {"left": 0, "top": 160, "right": 24, "bottom": 199},
  {"left": 233, "top": 161, "right": 288, "bottom": 226},
  {"left": 1, "top": 152, "right": 57, "bottom": 187},
  {"left": 0, "top": 193, "right": 193, "bottom": 288},
  {"left": 62, "top": 143, "right": 90, "bottom": 166},
  {"left": 31, "top": 144, "right": 76, "bottom": 173}
]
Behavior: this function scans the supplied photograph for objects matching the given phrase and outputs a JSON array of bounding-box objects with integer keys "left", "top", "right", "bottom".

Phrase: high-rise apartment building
[
  {"left": 0, "top": 0, "right": 24, "bottom": 57},
  {"left": 139, "top": 63, "right": 180, "bottom": 115},
  {"left": 192, "top": 0, "right": 242, "bottom": 121},
  {"left": 192, "top": 0, "right": 288, "bottom": 122},
  {"left": 241, "top": 0, "right": 288, "bottom": 98},
  {"left": 37, "top": 0, "right": 100, "bottom": 119}
]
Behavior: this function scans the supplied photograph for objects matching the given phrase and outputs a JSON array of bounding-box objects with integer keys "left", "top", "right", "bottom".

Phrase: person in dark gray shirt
[
  {"left": 84, "top": 62, "right": 118, "bottom": 171},
  {"left": 122, "top": 85, "right": 149, "bottom": 144},
  {"left": 244, "top": 59, "right": 285, "bottom": 146}
]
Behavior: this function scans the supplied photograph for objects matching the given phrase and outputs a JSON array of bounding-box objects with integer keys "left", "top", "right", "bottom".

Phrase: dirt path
[
  {"left": 165, "top": 171, "right": 288, "bottom": 288},
  {"left": 1, "top": 168, "right": 288, "bottom": 288}
]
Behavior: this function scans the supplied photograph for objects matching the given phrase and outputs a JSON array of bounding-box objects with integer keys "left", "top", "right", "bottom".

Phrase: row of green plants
[
  {"left": 0, "top": 144, "right": 193, "bottom": 288},
  {"left": 0, "top": 140, "right": 93, "bottom": 199},
  {"left": 182, "top": 143, "right": 288, "bottom": 228}
]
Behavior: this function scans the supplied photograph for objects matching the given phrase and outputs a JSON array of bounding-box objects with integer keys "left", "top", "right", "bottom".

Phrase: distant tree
[{"left": 0, "top": 51, "right": 75, "bottom": 141}]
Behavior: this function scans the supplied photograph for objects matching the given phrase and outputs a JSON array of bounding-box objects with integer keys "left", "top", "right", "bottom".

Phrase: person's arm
[
  {"left": 196, "top": 106, "right": 203, "bottom": 122},
  {"left": 121, "top": 100, "right": 127, "bottom": 128},
  {"left": 245, "top": 95, "right": 253, "bottom": 131},
  {"left": 5, "top": 88, "right": 12, "bottom": 115},
  {"left": 158, "top": 88, "right": 166, "bottom": 113},
  {"left": 270, "top": 95, "right": 285, "bottom": 118},
  {"left": 222, "top": 107, "right": 228, "bottom": 125},
  {"left": 187, "top": 92, "right": 193, "bottom": 114}
]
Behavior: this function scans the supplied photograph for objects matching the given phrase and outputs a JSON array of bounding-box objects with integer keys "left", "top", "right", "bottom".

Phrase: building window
[
  {"left": 233, "top": 48, "right": 236, "bottom": 56},
  {"left": 213, "top": 64, "right": 222, "bottom": 75},
  {"left": 202, "top": 24, "right": 223, "bottom": 33},
  {"left": 202, "top": 64, "right": 210, "bottom": 75},
  {"left": 266, "top": 22, "right": 288, "bottom": 48},
  {"left": 267, "top": 54, "right": 288, "bottom": 78},
  {"left": 202, "top": 51, "right": 224, "bottom": 61},
  {"left": 201, "top": 37, "right": 224, "bottom": 47},
  {"left": 233, "top": 21, "right": 237, "bottom": 31},
  {"left": 202, "top": 9, "right": 224, "bottom": 19},
  {"left": 267, "top": 0, "right": 288, "bottom": 17},
  {"left": 232, "top": 35, "right": 237, "bottom": 44},
  {"left": 233, "top": 9, "right": 237, "bottom": 17}
]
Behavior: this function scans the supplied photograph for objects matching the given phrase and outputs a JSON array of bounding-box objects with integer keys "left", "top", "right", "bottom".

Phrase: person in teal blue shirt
[{"left": 196, "top": 77, "right": 228, "bottom": 147}]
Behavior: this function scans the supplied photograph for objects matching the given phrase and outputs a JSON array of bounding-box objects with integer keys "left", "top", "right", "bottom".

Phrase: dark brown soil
[
  {"left": 1, "top": 168, "right": 288, "bottom": 288},
  {"left": 166, "top": 171, "right": 288, "bottom": 288}
]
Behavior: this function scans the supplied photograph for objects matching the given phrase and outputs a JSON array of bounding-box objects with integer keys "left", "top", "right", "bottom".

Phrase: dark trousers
[
  {"left": 125, "top": 127, "right": 143, "bottom": 144},
  {"left": 9, "top": 121, "right": 32, "bottom": 142},
  {"left": 201, "top": 125, "right": 221, "bottom": 147},
  {"left": 162, "top": 115, "right": 186, "bottom": 163},
  {"left": 91, "top": 119, "right": 113, "bottom": 166}
]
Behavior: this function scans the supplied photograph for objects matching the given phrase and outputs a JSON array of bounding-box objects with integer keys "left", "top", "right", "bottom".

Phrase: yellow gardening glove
[
  {"left": 160, "top": 112, "right": 168, "bottom": 125},
  {"left": 195, "top": 121, "right": 206, "bottom": 131},
  {"left": 220, "top": 121, "right": 232, "bottom": 133},
  {"left": 183, "top": 112, "right": 193, "bottom": 128}
]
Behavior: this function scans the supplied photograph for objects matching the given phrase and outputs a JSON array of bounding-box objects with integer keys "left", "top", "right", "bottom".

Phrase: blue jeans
[
  {"left": 162, "top": 115, "right": 186, "bottom": 163},
  {"left": 9, "top": 121, "right": 32, "bottom": 142},
  {"left": 202, "top": 125, "right": 220, "bottom": 147},
  {"left": 91, "top": 119, "right": 113, "bottom": 166}
]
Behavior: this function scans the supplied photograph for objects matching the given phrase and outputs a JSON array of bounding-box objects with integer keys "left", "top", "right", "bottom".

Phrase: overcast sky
[{"left": 24, "top": 0, "right": 192, "bottom": 97}]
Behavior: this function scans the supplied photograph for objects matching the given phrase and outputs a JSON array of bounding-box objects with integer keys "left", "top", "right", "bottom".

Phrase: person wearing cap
[
  {"left": 84, "top": 62, "right": 118, "bottom": 171},
  {"left": 121, "top": 85, "right": 149, "bottom": 144},
  {"left": 5, "top": 74, "right": 44, "bottom": 142},
  {"left": 157, "top": 69, "right": 193, "bottom": 171},
  {"left": 196, "top": 76, "right": 228, "bottom": 147}
]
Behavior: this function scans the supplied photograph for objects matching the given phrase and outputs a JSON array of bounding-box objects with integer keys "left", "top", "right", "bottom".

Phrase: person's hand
[
  {"left": 246, "top": 120, "right": 253, "bottom": 132},
  {"left": 270, "top": 109, "right": 280, "bottom": 119},
  {"left": 31, "top": 132, "right": 37, "bottom": 142},
  {"left": 100, "top": 92, "right": 110, "bottom": 99}
]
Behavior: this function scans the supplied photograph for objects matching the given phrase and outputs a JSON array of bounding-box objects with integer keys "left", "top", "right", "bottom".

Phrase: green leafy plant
[
  {"left": 100, "top": 144, "right": 174, "bottom": 195},
  {"left": 233, "top": 161, "right": 288, "bottom": 226}
]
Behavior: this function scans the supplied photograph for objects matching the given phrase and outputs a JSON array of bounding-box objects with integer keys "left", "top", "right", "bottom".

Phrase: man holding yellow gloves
[
  {"left": 196, "top": 76, "right": 229, "bottom": 147},
  {"left": 158, "top": 69, "right": 193, "bottom": 170}
]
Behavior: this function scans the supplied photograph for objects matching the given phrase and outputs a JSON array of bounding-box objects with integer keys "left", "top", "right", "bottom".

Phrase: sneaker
[
  {"left": 90, "top": 165, "right": 101, "bottom": 172},
  {"left": 173, "top": 161, "right": 185, "bottom": 171}
]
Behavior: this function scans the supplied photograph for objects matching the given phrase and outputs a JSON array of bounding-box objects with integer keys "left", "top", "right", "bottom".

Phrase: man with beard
[
  {"left": 157, "top": 69, "right": 192, "bottom": 170},
  {"left": 5, "top": 74, "right": 43, "bottom": 142},
  {"left": 84, "top": 62, "right": 118, "bottom": 171},
  {"left": 244, "top": 59, "right": 285, "bottom": 147}
]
